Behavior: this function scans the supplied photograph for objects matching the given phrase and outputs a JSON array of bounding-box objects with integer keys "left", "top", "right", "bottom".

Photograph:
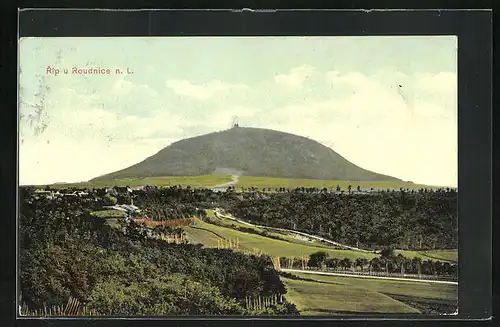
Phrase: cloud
[
  {"left": 19, "top": 105, "right": 186, "bottom": 185},
  {"left": 165, "top": 79, "right": 249, "bottom": 99},
  {"left": 274, "top": 65, "right": 317, "bottom": 88},
  {"left": 19, "top": 63, "right": 457, "bottom": 187},
  {"left": 19, "top": 137, "right": 177, "bottom": 185},
  {"left": 249, "top": 69, "right": 457, "bottom": 187}
]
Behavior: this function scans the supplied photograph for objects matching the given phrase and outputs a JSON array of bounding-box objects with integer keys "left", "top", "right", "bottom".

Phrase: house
[{"left": 106, "top": 186, "right": 132, "bottom": 197}]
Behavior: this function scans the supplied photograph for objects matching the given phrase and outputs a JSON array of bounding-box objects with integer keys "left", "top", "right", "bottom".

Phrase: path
[
  {"left": 214, "top": 208, "right": 371, "bottom": 252},
  {"left": 281, "top": 269, "right": 458, "bottom": 285},
  {"left": 212, "top": 175, "right": 240, "bottom": 190}
]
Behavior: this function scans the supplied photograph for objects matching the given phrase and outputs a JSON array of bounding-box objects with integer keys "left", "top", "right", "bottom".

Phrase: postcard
[{"left": 18, "top": 35, "right": 458, "bottom": 317}]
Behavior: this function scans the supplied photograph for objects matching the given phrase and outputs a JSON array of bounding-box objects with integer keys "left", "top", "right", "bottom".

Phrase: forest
[
  {"left": 132, "top": 186, "right": 457, "bottom": 250},
  {"left": 19, "top": 187, "right": 298, "bottom": 316},
  {"left": 227, "top": 188, "right": 457, "bottom": 250}
]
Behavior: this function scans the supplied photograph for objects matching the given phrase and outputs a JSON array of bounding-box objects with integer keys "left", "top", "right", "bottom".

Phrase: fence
[
  {"left": 152, "top": 232, "right": 185, "bottom": 244},
  {"left": 134, "top": 217, "right": 196, "bottom": 228},
  {"left": 243, "top": 294, "right": 285, "bottom": 312},
  {"left": 298, "top": 267, "right": 458, "bottom": 281},
  {"left": 20, "top": 297, "right": 99, "bottom": 317}
]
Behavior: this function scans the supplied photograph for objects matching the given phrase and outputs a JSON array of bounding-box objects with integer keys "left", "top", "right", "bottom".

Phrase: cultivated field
[
  {"left": 199, "top": 209, "right": 458, "bottom": 262},
  {"left": 184, "top": 219, "right": 377, "bottom": 260},
  {"left": 417, "top": 250, "right": 458, "bottom": 262},
  {"left": 38, "top": 174, "right": 449, "bottom": 191},
  {"left": 235, "top": 176, "right": 442, "bottom": 190},
  {"left": 286, "top": 272, "right": 457, "bottom": 315},
  {"left": 45, "top": 175, "right": 233, "bottom": 189},
  {"left": 90, "top": 210, "right": 125, "bottom": 229},
  {"left": 281, "top": 276, "right": 420, "bottom": 315}
]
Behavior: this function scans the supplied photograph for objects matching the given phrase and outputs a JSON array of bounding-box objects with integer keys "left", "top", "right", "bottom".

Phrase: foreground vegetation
[
  {"left": 19, "top": 188, "right": 299, "bottom": 316},
  {"left": 20, "top": 182, "right": 457, "bottom": 316}
]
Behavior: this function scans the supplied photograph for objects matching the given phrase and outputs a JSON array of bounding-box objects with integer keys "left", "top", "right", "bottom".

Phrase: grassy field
[
  {"left": 185, "top": 214, "right": 457, "bottom": 315},
  {"left": 291, "top": 272, "right": 457, "bottom": 301},
  {"left": 207, "top": 210, "right": 458, "bottom": 262},
  {"left": 207, "top": 209, "right": 336, "bottom": 249},
  {"left": 184, "top": 219, "right": 377, "bottom": 260},
  {"left": 417, "top": 250, "right": 458, "bottom": 262},
  {"left": 235, "top": 176, "right": 442, "bottom": 190},
  {"left": 90, "top": 209, "right": 124, "bottom": 218},
  {"left": 90, "top": 210, "right": 124, "bottom": 229},
  {"left": 46, "top": 175, "right": 233, "bottom": 189},
  {"left": 281, "top": 276, "right": 420, "bottom": 315},
  {"left": 394, "top": 250, "right": 457, "bottom": 262},
  {"left": 37, "top": 174, "right": 448, "bottom": 190},
  {"left": 287, "top": 272, "right": 457, "bottom": 315}
]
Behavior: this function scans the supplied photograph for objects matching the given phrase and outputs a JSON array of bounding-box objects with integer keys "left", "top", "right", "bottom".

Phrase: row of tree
[{"left": 304, "top": 249, "right": 456, "bottom": 276}]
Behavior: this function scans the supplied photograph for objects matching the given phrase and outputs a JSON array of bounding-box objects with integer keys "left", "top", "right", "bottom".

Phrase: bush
[
  {"left": 86, "top": 275, "right": 244, "bottom": 316},
  {"left": 103, "top": 194, "right": 118, "bottom": 206}
]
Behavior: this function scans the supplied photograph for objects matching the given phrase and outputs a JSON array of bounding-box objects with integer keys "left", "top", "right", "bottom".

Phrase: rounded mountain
[{"left": 93, "top": 127, "right": 400, "bottom": 181}]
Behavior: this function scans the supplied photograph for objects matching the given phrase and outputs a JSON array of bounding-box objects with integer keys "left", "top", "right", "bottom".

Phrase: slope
[{"left": 92, "top": 127, "right": 401, "bottom": 181}]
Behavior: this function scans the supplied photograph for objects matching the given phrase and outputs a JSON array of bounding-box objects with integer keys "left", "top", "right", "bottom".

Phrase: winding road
[
  {"left": 212, "top": 175, "right": 240, "bottom": 191},
  {"left": 281, "top": 268, "right": 458, "bottom": 285},
  {"left": 213, "top": 208, "right": 371, "bottom": 252}
]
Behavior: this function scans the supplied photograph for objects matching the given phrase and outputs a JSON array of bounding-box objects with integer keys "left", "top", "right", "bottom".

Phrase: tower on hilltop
[{"left": 231, "top": 116, "right": 239, "bottom": 128}]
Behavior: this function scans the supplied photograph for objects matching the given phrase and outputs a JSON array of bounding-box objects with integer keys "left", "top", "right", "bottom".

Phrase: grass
[
  {"left": 208, "top": 210, "right": 458, "bottom": 261},
  {"left": 45, "top": 175, "right": 233, "bottom": 189},
  {"left": 392, "top": 249, "right": 458, "bottom": 262},
  {"left": 287, "top": 272, "right": 458, "bottom": 315},
  {"left": 90, "top": 210, "right": 124, "bottom": 218},
  {"left": 90, "top": 210, "right": 124, "bottom": 229},
  {"left": 281, "top": 277, "right": 420, "bottom": 315},
  {"left": 235, "top": 176, "right": 442, "bottom": 190},
  {"left": 290, "top": 272, "right": 458, "bottom": 302},
  {"left": 394, "top": 250, "right": 457, "bottom": 262},
  {"left": 207, "top": 209, "right": 357, "bottom": 250},
  {"left": 184, "top": 219, "right": 377, "bottom": 260},
  {"left": 37, "top": 174, "right": 449, "bottom": 191},
  {"left": 417, "top": 250, "right": 458, "bottom": 262}
]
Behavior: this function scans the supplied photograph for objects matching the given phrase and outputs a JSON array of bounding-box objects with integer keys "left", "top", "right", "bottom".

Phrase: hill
[{"left": 92, "top": 127, "right": 401, "bottom": 181}]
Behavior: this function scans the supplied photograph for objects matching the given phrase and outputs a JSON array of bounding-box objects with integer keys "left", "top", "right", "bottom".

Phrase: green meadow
[
  {"left": 201, "top": 210, "right": 458, "bottom": 262},
  {"left": 46, "top": 175, "right": 233, "bottom": 189},
  {"left": 285, "top": 272, "right": 457, "bottom": 315},
  {"left": 236, "top": 176, "right": 442, "bottom": 190},
  {"left": 36, "top": 174, "right": 449, "bottom": 191},
  {"left": 281, "top": 276, "right": 420, "bottom": 315},
  {"left": 184, "top": 219, "right": 377, "bottom": 260}
]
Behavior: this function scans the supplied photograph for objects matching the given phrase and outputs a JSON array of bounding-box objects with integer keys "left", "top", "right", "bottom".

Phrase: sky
[{"left": 18, "top": 36, "right": 457, "bottom": 187}]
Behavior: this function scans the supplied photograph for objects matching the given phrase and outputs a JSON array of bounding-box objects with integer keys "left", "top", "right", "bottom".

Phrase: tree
[
  {"left": 369, "top": 257, "right": 381, "bottom": 272},
  {"left": 355, "top": 258, "right": 369, "bottom": 271},
  {"left": 411, "top": 257, "right": 422, "bottom": 276},
  {"left": 103, "top": 194, "right": 117, "bottom": 206},
  {"left": 308, "top": 251, "right": 329, "bottom": 269},
  {"left": 380, "top": 248, "right": 395, "bottom": 274},
  {"left": 422, "top": 259, "right": 435, "bottom": 275},
  {"left": 340, "top": 258, "right": 352, "bottom": 271},
  {"left": 325, "top": 258, "right": 339, "bottom": 270},
  {"left": 86, "top": 276, "right": 244, "bottom": 316},
  {"left": 380, "top": 248, "right": 394, "bottom": 258},
  {"left": 395, "top": 254, "right": 408, "bottom": 275}
]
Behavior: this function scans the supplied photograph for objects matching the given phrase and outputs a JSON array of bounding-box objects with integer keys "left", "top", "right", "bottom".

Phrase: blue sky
[{"left": 19, "top": 36, "right": 457, "bottom": 186}]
